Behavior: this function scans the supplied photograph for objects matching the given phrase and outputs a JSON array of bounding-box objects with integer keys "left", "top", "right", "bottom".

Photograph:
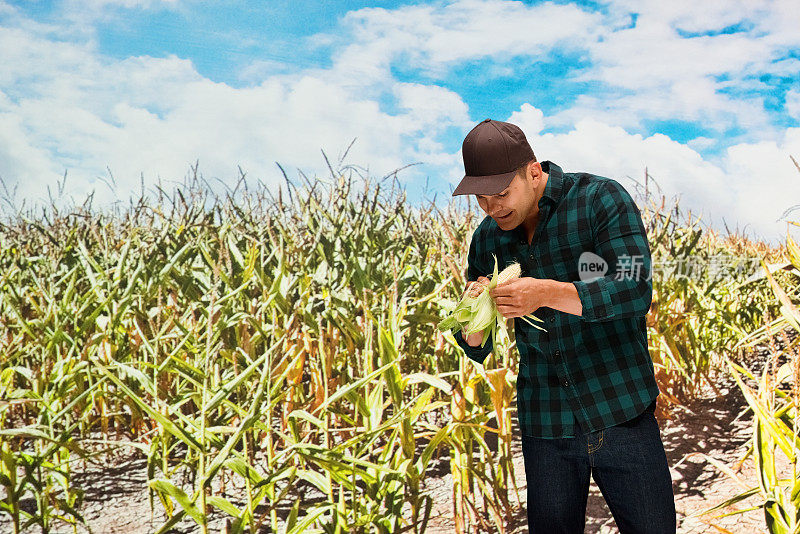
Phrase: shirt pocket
[{"left": 532, "top": 229, "right": 587, "bottom": 282}]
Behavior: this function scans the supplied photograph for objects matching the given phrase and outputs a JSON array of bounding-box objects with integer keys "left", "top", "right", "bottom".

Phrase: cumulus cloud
[
  {"left": 83, "top": 0, "right": 178, "bottom": 7},
  {"left": 508, "top": 103, "right": 545, "bottom": 137},
  {"left": 63, "top": 0, "right": 179, "bottom": 18},
  {"left": 0, "top": 102, "right": 63, "bottom": 203},
  {"left": 324, "top": 0, "right": 602, "bottom": 85},
  {"left": 0, "top": 16, "right": 473, "bottom": 212},
  {"left": 722, "top": 129, "right": 800, "bottom": 239},
  {"left": 321, "top": 0, "right": 793, "bottom": 146},
  {"left": 512, "top": 108, "right": 800, "bottom": 245},
  {"left": 561, "top": 0, "right": 800, "bottom": 138},
  {"left": 1, "top": 0, "right": 798, "bottom": 244},
  {"left": 787, "top": 90, "right": 800, "bottom": 119}
]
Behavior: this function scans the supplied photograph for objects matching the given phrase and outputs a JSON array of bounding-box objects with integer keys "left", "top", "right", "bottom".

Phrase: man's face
[{"left": 475, "top": 164, "right": 541, "bottom": 230}]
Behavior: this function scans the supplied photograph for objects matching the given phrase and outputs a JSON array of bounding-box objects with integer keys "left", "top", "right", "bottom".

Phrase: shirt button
[
  {"left": 561, "top": 378, "right": 570, "bottom": 387},
  {"left": 554, "top": 350, "right": 561, "bottom": 358},
  {"left": 549, "top": 316, "right": 555, "bottom": 323}
]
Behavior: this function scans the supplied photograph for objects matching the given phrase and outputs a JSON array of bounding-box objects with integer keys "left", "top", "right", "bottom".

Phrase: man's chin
[{"left": 496, "top": 218, "right": 517, "bottom": 230}]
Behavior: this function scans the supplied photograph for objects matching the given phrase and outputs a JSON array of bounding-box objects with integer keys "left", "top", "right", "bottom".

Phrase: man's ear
[{"left": 529, "top": 160, "right": 542, "bottom": 182}]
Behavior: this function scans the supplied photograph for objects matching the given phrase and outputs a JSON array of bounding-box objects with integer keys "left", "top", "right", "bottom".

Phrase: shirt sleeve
[
  {"left": 572, "top": 179, "right": 653, "bottom": 322},
  {"left": 453, "top": 328, "right": 493, "bottom": 365},
  {"left": 451, "top": 226, "right": 493, "bottom": 364}
]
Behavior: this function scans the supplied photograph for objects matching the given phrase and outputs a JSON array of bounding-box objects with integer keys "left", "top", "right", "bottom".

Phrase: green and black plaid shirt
[{"left": 453, "top": 161, "right": 660, "bottom": 438}]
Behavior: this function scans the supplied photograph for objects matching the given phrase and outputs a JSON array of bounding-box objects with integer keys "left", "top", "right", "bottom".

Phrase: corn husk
[{"left": 438, "top": 254, "right": 547, "bottom": 349}]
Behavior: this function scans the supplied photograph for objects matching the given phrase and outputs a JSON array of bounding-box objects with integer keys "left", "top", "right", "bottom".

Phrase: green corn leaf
[
  {"left": 149, "top": 480, "right": 204, "bottom": 524},
  {"left": 312, "top": 361, "right": 394, "bottom": 416},
  {"left": 404, "top": 372, "right": 452, "bottom": 394},
  {"left": 224, "top": 458, "right": 263, "bottom": 486},
  {"left": 94, "top": 362, "right": 203, "bottom": 451},
  {"left": 207, "top": 495, "right": 242, "bottom": 518},
  {"left": 728, "top": 361, "right": 797, "bottom": 463},
  {"left": 437, "top": 315, "right": 460, "bottom": 331},
  {"left": 285, "top": 503, "right": 334, "bottom": 534},
  {"left": 283, "top": 499, "right": 301, "bottom": 533}
]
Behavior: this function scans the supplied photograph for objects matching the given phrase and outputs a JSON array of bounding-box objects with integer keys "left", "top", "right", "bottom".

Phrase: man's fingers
[
  {"left": 494, "top": 297, "right": 514, "bottom": 308},
  {"left": 465, "top": 280, "right": 488, "bottom": 298},
  {"left": 463, "top": 275, "right": 494, "bottom": 298},
  {"left": 490, "top": 286, "right": 510, "bottom": 298},
  {"left": 496, "top": 306, "right": 513, "bottom": 319}
]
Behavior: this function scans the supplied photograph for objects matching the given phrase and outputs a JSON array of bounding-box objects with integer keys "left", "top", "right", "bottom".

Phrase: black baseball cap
[{"left": 453, "top": 118, "right": 536, "bottom": 196}]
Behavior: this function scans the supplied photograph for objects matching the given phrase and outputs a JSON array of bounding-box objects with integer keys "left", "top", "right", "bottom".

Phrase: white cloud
[
  {"left": 54, "top": 0, "right": 182, "bottom": 32},
  {"left": 509, "top": 109, "right": 800, "bottom": 245},
  {"left": 238, "top": 59, "right": 296, "bottom": 83},
  {"left": 394, "top": 82, "right": 469, "bottom": 128},
  {"left": 326, "top": 0, "right": 602, "bottom": 85},
  {"left": 0, "top": 18, "right": 472, "bottom": 211},
  {"left": 62, "top": 0, "right": 179, "bottom": 13},
  {"left": 722, "top": 130, "right": 800, "bottom": 238},
  {"left": 328, "top": 0, "right": 798, "bottom": 145},
  {"left": 0, "top": 104, "right": 64, "bottom": 206},
  {"left": 535, "top": 118, "right": 729, "bottom": 202},
  {"left": 686, "top": 137, "right": 717, "bottom": 152},
  {"left": 1, "top": 0, "right": 798, "bottom": 245},
  {"left": 508, "top": 103, "right": 545, "bottom": 137},
  {"left": 87, "top": 0, "right": 178, "bottom": 7},
  {"left": 563, "top": 0, "right": 800, "bottom": 138},
  {"left": 786, "top": 90, "right": 800, "bottom": 119}
]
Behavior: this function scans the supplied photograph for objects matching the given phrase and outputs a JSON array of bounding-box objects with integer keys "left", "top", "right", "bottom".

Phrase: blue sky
[{"left": 1, "top": 0, "right": 799, "bottom": 244}]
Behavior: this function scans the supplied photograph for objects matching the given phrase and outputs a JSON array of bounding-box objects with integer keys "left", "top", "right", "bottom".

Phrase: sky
[{"left": 1, "top": 0, "right": 799, "bottom": 245}]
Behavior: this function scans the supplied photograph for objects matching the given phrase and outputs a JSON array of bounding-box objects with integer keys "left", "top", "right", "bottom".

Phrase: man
[{"left": 450, "top": 118, "right": 676, "bottom": 533}]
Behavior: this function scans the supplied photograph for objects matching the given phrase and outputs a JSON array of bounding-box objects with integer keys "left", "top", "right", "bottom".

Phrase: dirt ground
[
  {"left": 2, "top": 330, "right": 795, "bottom": 534},
  {"left": 422, "top": 329, "right": 796, "bottom": 534}
]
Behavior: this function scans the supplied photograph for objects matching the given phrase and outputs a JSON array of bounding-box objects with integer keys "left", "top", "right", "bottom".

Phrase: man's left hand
[{"left": 489, "top": 277, "right": 551, "bottom": 319}]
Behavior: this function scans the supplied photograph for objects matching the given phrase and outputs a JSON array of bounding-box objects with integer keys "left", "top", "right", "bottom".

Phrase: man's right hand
[{"left": 462, "top": 276, "right": 490, "bottom": 347}]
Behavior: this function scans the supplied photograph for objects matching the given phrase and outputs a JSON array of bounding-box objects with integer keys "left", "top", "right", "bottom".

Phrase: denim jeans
[{"left": 520, "top": 400, "right": 676, "bottom": 533}]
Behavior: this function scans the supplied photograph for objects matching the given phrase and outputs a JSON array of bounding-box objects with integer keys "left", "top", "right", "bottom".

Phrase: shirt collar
[{"left": 539, "top": 160, "right": 564, "bottom": 207}]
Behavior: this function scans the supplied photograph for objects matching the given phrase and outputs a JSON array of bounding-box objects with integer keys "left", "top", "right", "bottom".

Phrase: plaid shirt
[{"left": 452, "top": 161, "right": 660, "bottom": 438}]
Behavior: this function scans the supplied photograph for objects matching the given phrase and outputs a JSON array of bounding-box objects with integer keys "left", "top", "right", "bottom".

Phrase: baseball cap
[{"left": 453, "top": 118, "right": 536, "bottom": 196}]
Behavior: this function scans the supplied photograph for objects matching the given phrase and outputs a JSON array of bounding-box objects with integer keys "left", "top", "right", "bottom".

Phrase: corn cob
[
  {"left": 495, "top": 262, "right": 521, "bottom": 286},
  {"left": 438, "top": 256, "right": 546, "bottom": 348},
  {"left": 466, "top": 261, "right": 520, "bottom": 297}
]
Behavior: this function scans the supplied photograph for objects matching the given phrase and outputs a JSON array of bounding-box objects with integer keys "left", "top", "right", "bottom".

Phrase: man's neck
[
  {"left": 524, "top": 217, "right": 538, "bottom": 245},
  {"left": 522, "top": 171, "right": 548, "bottom": 244}
]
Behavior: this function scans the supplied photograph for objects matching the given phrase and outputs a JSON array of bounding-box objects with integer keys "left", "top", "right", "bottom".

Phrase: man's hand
[
  {"left": 489, "top": 277, "right": 551, "bottom": 319},
  {"left": 464, "top": 276, "right": 490, "bottom": 298},
  {"left": 462, "top": 276, "right": 490, "bottom": 346}
]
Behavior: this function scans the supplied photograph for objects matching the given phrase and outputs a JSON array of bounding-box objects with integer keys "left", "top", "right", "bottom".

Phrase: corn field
[{"left": 0, "top": 157, "right": 798, "bottom": 533}]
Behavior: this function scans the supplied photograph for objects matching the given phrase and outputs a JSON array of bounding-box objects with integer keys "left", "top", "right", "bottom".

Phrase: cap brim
[{"left": 452, "top": 169, "right": 517, "bottom": 196}]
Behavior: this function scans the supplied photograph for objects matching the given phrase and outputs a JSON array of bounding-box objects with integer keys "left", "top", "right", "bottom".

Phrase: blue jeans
[{"left": 520, "top": 400, "right": 676, "bottom": 533}]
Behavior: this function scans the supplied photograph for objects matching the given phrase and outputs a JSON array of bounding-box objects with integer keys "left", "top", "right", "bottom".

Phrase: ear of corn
[
  {"left": 465, "top": 291, "right": 494, "bottom": 334},
  {"left": 438, "top": 254, "right": 547, "bottom": 349},
  {"left": 495, "top": 262, "right": 521, "bottom": 287}
]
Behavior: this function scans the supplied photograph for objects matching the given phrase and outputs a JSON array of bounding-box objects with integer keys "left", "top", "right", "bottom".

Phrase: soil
[
  {"left": 422, "top": 328, "right": 797, "bottom": 534},
  {"left": 2, "top": 329, "right": 796, "bottom": 534}
]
